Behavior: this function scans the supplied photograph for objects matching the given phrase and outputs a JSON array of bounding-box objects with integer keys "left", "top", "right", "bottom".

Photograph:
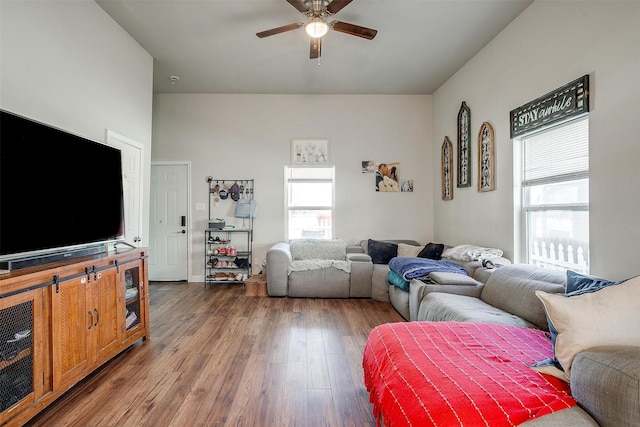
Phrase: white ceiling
[{"left": 96, "top": 0, "right": 533, "bottom": 95}]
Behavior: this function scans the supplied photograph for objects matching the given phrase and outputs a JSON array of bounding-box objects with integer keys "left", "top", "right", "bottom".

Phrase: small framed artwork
[
  {"left": 442, "top": 136, "right": 453, "bottom": 200},
  {"left": 457, "top": 101, "right": 471, "bottom": 188},
  {"left": 361, "top": 160, "right": 376, "bottom": 173},
  {"left": 478, "top": 122, "right": 495, "bottom": 192},
  {"left": 401, "top": 179, "right": 413, "bottom": 192},
  {"left": 291, "top": 139, "right": 329, "bottom": 164}
]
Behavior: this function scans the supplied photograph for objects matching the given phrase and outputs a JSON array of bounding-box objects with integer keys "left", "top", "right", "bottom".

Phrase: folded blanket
[
  {"left": 442, "top": 244, "right": 503, "bottom": 262},
  {"left": 389, "top": 257, "right": 466, "bottom": 281},
  {"left": 387, "top": 270, "right": 410, "bottom": 291},
  {"left": 288, "top": 259, "right": 351, "bottom": 274}
]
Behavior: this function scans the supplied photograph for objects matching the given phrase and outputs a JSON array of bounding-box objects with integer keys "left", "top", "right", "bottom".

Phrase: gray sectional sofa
[{"left": 267, "top": 238, "right": 639, "bottom": 425}]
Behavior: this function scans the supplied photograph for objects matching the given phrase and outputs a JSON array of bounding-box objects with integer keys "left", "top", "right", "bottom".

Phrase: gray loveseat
[
  {"left": 266, "top": 239, "right": 373, "bottom": 298},
  {"left": 411, "top": 264, "right": 640, "bottom": 426}
]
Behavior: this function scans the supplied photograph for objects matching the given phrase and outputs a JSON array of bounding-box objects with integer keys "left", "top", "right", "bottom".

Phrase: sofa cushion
[
  {"left": 418, "top": 292, "right": 536, "bottom": 328},
  {"left": 535, "top": 275, "right": 640, "bottom": 380},
  {"left": 428, "top": 271, "right": 479, "bottom": 286},
  {"left": 290, "top": 238, "right": 346, "bottom": 260},
  {"left": 368, "top": 239, "right": 397, "bottom": 264},
  {"left": 288, "top": 268, "right": 350, "bottom": 298},
  {"left": 570, "top": 346, "right": 640, "bottom": 427},
  {"left": 480, "top": 264, "right": 565, "bottom": 330},
  {"left": 417, "top": 242, "right": 444, "bottom": 260}
]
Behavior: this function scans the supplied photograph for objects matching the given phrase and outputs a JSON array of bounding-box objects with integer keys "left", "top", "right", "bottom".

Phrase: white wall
[
  {"left": 152, "top": 94, "right": 432, "bottom": 280},
  {"left": 0, "top": 0, "right": 153, "bottom": 246},
  {"left": 432, "top": 0, "right": 640, "bottom": 280}
]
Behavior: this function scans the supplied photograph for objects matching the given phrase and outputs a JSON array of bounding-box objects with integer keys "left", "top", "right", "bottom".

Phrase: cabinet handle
[
  {"left": 94, "top": 308, "right": 99, "bottom": 326},
  {"left": 88, "top": 311, "right": 93, "bottom": 329}
]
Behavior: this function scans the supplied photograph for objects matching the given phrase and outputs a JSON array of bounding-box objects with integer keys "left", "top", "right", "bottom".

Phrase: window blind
[{"left": 523, "top": 118, "right": 589, "bottom": 185}]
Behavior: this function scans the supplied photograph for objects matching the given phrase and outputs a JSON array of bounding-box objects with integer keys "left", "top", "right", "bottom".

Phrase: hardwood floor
[{"left": 26, "top": 282, "right": 404, "bottom": 426}]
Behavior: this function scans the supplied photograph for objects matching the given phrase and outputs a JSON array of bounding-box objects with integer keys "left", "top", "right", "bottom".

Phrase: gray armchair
[{"left": 266, "top": 239, "right": 373, "bottom": 298}]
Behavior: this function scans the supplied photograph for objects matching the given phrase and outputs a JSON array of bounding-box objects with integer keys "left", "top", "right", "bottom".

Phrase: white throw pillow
[
  {"left": 397, "top": 243, "right": 422, "bottom": 258},
  {"left": 535, "top": 275, "right": 640, "bottom": 380}
]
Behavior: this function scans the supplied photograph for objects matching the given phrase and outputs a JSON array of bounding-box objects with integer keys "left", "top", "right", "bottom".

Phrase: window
[
  {"left": 520, "top": 117, "right": 589, "bottom": 273},
  {"left": 285, "top": 166, "right": 334, "bottom": 240}
]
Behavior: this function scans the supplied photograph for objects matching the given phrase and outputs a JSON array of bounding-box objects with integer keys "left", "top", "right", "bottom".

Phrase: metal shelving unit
[{"left": 204, "top": 179, "right": 254, "bottom": 285}]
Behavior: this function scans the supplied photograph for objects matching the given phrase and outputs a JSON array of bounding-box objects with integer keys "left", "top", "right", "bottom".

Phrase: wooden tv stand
[{"left": 0, "top": 248, "right": 149, "bottom": 426}]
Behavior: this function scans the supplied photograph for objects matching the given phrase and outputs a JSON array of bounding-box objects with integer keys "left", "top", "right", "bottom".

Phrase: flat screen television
[{"left": 0, "top": 109, "right": 125, "bottom": 270}]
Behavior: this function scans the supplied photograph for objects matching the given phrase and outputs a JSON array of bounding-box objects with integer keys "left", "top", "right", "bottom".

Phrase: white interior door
[
  {"left": 149, "top": 164, "right": 188, "bottom": 281},
  {"left": 106, "top": 130, "right": 143, "bottom": 246}
]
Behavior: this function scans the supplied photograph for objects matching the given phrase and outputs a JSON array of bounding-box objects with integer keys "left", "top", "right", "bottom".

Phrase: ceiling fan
[{"left": 256, "top": 0, "right": 378, "bottom": 59}]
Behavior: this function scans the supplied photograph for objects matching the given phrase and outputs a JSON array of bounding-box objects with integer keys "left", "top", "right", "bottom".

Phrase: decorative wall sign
[
  {"left": 291, "top": 138, "right": 329, "bottom": 164},
  {"left": 441, "top": 136, "right": 454, "bottom": 200},
  {"left": 457, "top": 101, "right": 471, "bottom": 187},
  {"left": 478, "top": 122, "right": 495, "bottom": 192},
  {"left": 510, "top": 75, "right": 589, "bottom": 138}
]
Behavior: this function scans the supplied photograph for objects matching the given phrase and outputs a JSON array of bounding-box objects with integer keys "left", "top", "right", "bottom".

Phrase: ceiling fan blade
[
  {"left": 256, "top": 23, "right": 303, "bottom": 38},
  {"left": 310, "top": 37, "right": 322, "bottom": 59},
  {"left": 331, "top": 21, "right": 377, "bottom": 40},
  {"left": 287, "top": 0, "right": 310, "bottom": 13},
  {"left": 326, "top": 0, "right": 353, "bottom": 14}
]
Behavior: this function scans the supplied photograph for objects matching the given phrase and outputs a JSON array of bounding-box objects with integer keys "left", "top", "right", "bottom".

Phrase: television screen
[{"left": 0, "top": 110, "right": 125, "bottom": 262}]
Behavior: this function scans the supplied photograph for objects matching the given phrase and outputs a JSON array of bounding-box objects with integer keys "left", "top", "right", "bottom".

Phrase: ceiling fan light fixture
[{"left": 305, "top": 17, "right": 329, "bottom": 38}]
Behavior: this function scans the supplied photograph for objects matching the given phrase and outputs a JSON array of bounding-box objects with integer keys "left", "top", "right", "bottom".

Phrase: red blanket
[{"left": 363, "top": 322, "right": 575, "bottom": 427}]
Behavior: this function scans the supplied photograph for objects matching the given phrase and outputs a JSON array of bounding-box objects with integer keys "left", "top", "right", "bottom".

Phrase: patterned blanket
[{"left": 363, "top": 322, "right": 575, "bottom": 427}]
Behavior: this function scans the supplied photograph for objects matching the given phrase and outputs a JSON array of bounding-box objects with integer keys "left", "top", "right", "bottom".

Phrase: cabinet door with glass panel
[
  {"left": 0, "top": 288, "right": 48, "bottom": 425},
  {"left": 120, "top": 260, "right": 148, "bottom": 344}
]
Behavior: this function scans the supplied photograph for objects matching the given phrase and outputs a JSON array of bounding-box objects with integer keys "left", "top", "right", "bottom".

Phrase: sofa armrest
[
  {"left": 571, "top": 346, "right": 640, "bottom": 427},
  {"left": 266, "top": 242, "right": 292, "bottom": 296},
  {"left": 346, "top": 244, "right": 365, "bottom": 254},
  {"left": 346, "top": 252, "right": 371, "bottom": 262},
  {"left": 409, "top": 278, "right": 484, "bottom": 321},
  {"left": 347, "top": 253, "right": 373, "bottom": 298}
]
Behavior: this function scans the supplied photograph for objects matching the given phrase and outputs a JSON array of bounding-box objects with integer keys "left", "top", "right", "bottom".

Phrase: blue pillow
[{"left": 565, "top": 270, "right": 622, "bottom": 295}]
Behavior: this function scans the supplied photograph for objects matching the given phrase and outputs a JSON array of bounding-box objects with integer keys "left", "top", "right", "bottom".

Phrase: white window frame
[
  {"left": 516, "top": 116, "right": 589, "bottom": 273},
  {"left": 284, "top": 165, "right": 335, "bottom": 241}
]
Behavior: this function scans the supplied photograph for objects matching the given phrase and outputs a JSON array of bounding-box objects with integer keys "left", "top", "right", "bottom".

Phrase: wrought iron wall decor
[
  {"left": 478, "top": 122, "right": 495, "bottom": 192},
  {"left": 441, "top": 136, "right": 453, "bottom": 200},
  {"left": 457, "top": 101, "right": 471, "bottom": 187}
]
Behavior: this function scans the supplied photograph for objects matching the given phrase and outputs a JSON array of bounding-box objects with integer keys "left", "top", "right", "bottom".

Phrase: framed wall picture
[
  {"left": 457, "top": 101, "right": 471, "bottom": 187},
  {"left": 290, "top": 139, "right": 329, "bottom": 164},
  {"left": 441, "top": 136, "right": 453, "bottom": 200},
  {"left": 478, "top": 122, "right": 495, "bottom": 192}
]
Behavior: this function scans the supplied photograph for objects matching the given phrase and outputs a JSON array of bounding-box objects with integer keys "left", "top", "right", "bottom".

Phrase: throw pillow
[
  {"left": 417, "top": 242, "right": 444, "bottom": 260},
  {"left": 565, "top": 270, "right": 622, "bottom": 295},
  {"left": 534, "top": 275, "right": 640, "bottom": 381},
  {"left": 367, "top": 239, "right": 398, "bottom": 264},
  {"left": 397, "top": 243, "right": 422, "bottom": 258}
]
